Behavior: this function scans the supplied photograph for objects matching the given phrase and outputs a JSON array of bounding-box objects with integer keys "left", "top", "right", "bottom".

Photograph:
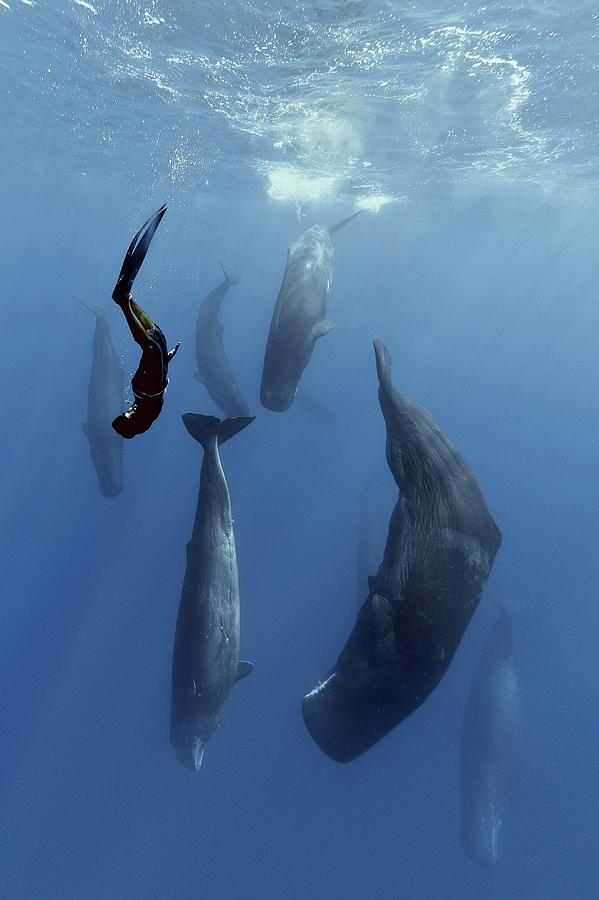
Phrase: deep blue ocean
[{"left": 2, "top": 2, "right": 599, "bottom": 898}]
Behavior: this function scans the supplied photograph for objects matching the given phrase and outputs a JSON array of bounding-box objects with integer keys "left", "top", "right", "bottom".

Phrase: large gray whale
[
  {"left": 260, "top": 211, "right": 361, "bottom": 412},
  {"left": 170, "top": 413, "right": 254, "bottom": 771},
  {"left": 194, "top": 264, "right": 249, "bottom": 418},
  {"left": 75, "top": 296, "right": 124, "bottom": 498},
  {"left": 460, "top": 603, "right": 522, "bottom": 866},
  {"left": 302, "top": 339, "right": 502, "bottom": 762}
]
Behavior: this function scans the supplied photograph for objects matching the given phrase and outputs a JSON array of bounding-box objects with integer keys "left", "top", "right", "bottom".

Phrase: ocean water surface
[{"left": 1, "top": 2, "right": 598, "bottom": 898}]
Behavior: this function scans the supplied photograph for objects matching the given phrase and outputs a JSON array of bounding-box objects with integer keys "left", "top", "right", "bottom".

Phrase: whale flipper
[
  {"left": 329, "top": 209, "right": 363, "bottom": 234},
  {"left": 235, "top": 661, "right": 254, "bottom": 683},
  {"left": 312, "top": 320, "right": 336, "bottom": 340},
  {"left": 74, "top": 294, "right": 107, "bottom": 318}
]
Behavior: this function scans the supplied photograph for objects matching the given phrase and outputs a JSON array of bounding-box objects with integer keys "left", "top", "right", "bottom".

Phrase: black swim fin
[{"left": 113, "top": 204, "right": 167, "bottom": 299}]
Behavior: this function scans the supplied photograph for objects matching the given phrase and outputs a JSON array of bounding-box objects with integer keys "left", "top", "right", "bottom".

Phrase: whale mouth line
[
  {"left": 305, "top": 672, "right": 336, "bottom": 699},
  {"left": 261, "top": 391, "right": 293, "bottom": 412},
  {"left": 489, "top": 803, "right": 501, "bottom": 861},
  {"left": 192, "top": 736, "right": 205, "bottom": 770}
]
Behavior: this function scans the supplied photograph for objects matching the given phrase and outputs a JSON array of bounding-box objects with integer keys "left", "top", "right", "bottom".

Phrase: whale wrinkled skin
[
  {"left": 460, "top": 608, "right": 522, "bottom": 866},
  {"left": 170, "top": 413, "right": 254, "bottom": 771},
  {"left": 302, "top": 339, "right": 502, "bottom": 763}
]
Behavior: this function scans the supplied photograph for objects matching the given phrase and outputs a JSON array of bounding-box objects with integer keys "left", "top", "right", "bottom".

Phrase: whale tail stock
[
  {"left": 373, "top": 338, "right": 393, "bottom": 397},
  {"left": 329, "top": 209, "right": 363, "bottom": 234},
  {"left": 182, "top": 412, "right": 254, "bottom": 449},
  {"left": 219, "top": 260, "right": 239, "bottom": 286}
]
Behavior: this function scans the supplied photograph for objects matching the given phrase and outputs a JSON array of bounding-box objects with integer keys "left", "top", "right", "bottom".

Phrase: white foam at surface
[
  {"left": 266, "top": 165, "right": 341, "bottom": 203},
  {"left": 72, "top": 0, "right": 97, "bottom": 14}
]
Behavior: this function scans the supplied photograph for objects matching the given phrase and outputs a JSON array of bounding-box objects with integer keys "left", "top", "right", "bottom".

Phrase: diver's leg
[
  {"left": 115, "top": 295, "right": 152, "bottom": 349},
  {"left": 129, "top": 298, "right": 155, "bottom": 331}
]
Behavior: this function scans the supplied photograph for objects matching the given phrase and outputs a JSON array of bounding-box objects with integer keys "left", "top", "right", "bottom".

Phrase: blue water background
[{"left": 2, "top": 3, "right": 599, "bottom": 898}]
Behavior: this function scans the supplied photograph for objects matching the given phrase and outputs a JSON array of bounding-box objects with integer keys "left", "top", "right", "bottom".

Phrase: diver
[{"left": 111, "top": 204, "right": 181, "bottom": 439}]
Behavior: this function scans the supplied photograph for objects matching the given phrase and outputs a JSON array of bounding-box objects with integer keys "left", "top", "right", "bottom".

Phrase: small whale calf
[
  {"left": 460, "top": 602, "right": 522, "bottom": 866},
  {"left": 194, "top": 263, "right": 249, "bottom": 418},
  {"left": 302, "top": 339, "right": 502, "bottom": 763},
  {"left": 260, "top": 212, "right": 361, "bottom": 412},
  {"left": 75, "top": 295, "right": 124, "bottom": 498},
  {"left": 170, "top": 413, "right": 254, "bottom": 771}
]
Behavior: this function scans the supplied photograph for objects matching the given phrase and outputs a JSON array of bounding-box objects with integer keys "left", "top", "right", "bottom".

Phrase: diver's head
[{"left": 112, "top": 403, "right": 152, "bottom": 439}]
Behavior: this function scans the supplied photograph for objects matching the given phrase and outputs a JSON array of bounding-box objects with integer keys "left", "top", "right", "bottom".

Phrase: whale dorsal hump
[{"left": 371, "top": 593, "right": 395, "bottom": 657}]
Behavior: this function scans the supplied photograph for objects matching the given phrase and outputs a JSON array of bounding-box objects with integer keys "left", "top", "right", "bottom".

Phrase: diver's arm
[{"left": 167, "top": 342, "right": 181, "bottom": 362}]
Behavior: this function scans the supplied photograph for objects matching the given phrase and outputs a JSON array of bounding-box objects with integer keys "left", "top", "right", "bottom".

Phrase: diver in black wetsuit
[{"left": 111, "top": 204, "right": 180, "bottom": 439}]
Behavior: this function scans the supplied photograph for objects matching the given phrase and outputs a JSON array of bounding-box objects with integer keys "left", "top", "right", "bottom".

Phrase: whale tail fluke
[
  {"left": 218, "top": 416, "right": 255, "bottom": 444},
  {"left": 329, "top": 209, "right": 363, "bottom": 234},
  {"left": 73, "top": 294, "right": 107, "bottom": 318},
  {"left": 182, "top": 412, "right": 254, "bottom": 449},
  {"left": 219, "top": 260, "right": 239, "bottom": 286}
]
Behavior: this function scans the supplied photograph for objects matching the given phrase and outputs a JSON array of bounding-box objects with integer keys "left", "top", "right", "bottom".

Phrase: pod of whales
[
  {"left": 301, "top": 339, "right": 502, "bottom": 763},
  {"left": 194, "top": 263, "right": 250, "bottom": 418},
  {"left": 260, "top": 211, "right": 361, "bottom": 412},
  {"left": 460, "top": 602, "right": 522, "bottom": 866},
  {"left": 75, "top": 295, "right": 124, "bottom": 498},
  {"left": 170, "top": 413, "right": 254, "bottom": 771},
  {"left": 74, "top": 199, "right": 520, "bottom": 861}
]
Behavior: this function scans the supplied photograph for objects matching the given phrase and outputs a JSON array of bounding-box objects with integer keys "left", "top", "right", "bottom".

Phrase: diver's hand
[{"left": 168, "top": 341, "right": 181, "bottom": 362}]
